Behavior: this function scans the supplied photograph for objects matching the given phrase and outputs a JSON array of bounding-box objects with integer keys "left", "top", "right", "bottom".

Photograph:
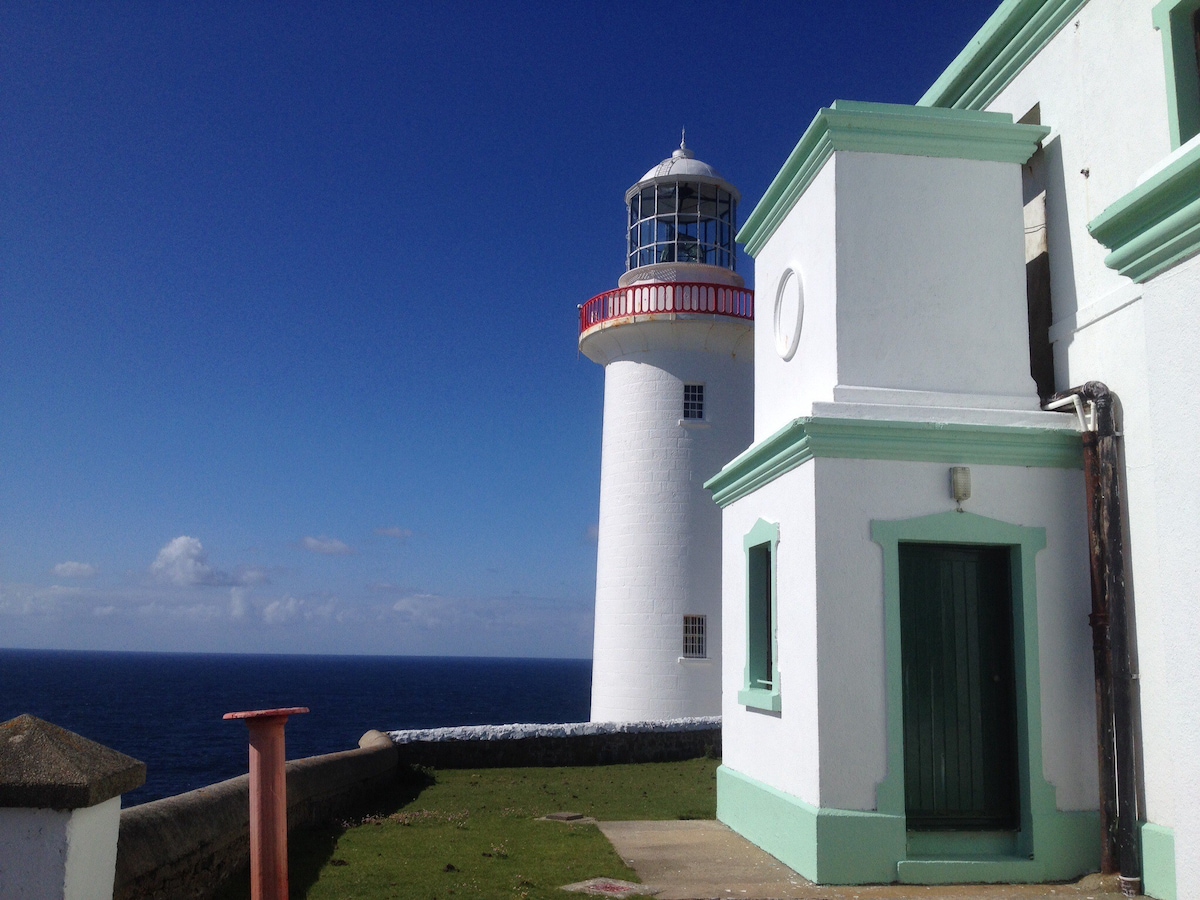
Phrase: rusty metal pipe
[{"left": 1046, "top": 382, "right": 1139, "bottom": 895}]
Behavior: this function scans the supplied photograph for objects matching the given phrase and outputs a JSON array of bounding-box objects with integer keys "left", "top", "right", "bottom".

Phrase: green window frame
[
  {"left": 1154, "top": 0, "right": 1200, "bottom": 147},
  {"left": 739, "top": 519, "right": 781, "bottom": 712}
]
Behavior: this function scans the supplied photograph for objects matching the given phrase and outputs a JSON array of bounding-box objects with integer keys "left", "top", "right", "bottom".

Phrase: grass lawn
[{"left": 260, "top": 758, "right": 717, "bottom": 900}]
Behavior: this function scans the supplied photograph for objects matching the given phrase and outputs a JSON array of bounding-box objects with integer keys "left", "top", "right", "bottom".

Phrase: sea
[{"left": 0, "top": 649, "right": 592, "bottom": 807}]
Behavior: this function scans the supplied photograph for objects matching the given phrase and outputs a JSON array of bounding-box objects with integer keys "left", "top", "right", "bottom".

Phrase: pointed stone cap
[{"left": 0, "top": 714, "right": 146, "bottom": 810}]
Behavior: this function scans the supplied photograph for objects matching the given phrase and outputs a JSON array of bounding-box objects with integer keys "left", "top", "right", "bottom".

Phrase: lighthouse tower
[{"left": 581, "top": 139, "right": 753, "bottom": 722}]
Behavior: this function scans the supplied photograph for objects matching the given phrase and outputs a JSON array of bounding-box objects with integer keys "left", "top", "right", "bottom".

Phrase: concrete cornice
[
  {"left": 1089, "top": 141, "right": 1200, "bottom": 282},
  {"left": 705, "top": 416, "right": 1083, "bottom": 508},
  {"left": 738, "top": 101, "right": 1049, "bottom": 257}
]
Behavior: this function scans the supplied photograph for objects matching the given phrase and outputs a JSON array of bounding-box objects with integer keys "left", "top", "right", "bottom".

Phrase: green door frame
[{"left": 871, "top": 511, "right": 1099, "bottom": 881}]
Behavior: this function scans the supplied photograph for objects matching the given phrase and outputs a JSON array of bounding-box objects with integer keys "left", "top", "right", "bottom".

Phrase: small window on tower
[
  {"left": 683, "top": 384, "right": 704, "bottom": 420},
  {"left": 683, "top": 615, "right": 706, "bottom": 658}
]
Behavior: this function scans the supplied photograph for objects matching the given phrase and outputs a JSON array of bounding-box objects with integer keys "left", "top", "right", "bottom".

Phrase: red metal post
[{"left": 224, "top": 707, "right": 309, "bottom": 900}]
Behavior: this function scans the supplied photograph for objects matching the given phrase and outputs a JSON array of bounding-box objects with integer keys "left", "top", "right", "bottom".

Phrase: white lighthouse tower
[{"left": 582, "top": 139, "right": 753, "bottom": 722}]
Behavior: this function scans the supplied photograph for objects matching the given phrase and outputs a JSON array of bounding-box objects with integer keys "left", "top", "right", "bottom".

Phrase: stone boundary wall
[
  {"left": 112, "top": 718, "right": 720, "bottom": 900},
  {"left": 114, "top": 730, "right": 397, "bottom": 900},
  {"left": 388, "top": 717, "right": 721, "bottom": 769}
]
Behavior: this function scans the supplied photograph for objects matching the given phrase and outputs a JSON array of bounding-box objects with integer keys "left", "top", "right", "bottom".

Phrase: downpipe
[{"left": 1044, "top": 382, "right": 1140, "bottom": 896}]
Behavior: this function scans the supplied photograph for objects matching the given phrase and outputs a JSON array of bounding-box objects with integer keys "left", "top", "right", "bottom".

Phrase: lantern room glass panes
[{"left": 627, "top": 181, "right": 737, "bottom": 272}]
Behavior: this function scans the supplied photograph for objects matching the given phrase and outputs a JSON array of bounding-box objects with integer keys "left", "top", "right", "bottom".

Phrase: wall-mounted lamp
[{"left": 950, "top": 466, "right": 971, "bottom": 511}]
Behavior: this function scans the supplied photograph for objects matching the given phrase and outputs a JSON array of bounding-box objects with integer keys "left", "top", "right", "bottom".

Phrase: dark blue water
[{"left": 0, "top": 649, "right": 592, "bottom": 806}]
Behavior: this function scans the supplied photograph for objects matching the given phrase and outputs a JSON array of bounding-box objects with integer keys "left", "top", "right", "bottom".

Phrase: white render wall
[
  {"left": 720, "top": 460, "right": 821, "bottom": 806},
  {"left": 978, "top": 1, "right": 1194, "bottom": 883},
  {"left": 752, "top": 159, "right": 840, "bottom": 442},
  {"left": 590, "top": 328, "right": 752, "bottom": 721},
  {"left": 983, "top": 0, "right": 1169, "bottom": 323},
  {"left": 752, "top": 151, "right": 1040, "bottom": 444},
  {"left": 1138, "top": 254, "right": 1200, "bottom": 892},
  {"left": 721, "top": 454, "right": 1095, "bottom": 813},
  {"left": 833, "top": 153, "right": 1035, "bottom": 402},
  {"left": 0, "top": 797, "right": 121, "bottom": 900}
]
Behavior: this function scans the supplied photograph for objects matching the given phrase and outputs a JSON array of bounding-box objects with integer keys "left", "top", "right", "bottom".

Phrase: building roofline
[
  {"left": 918, "top": 0, "right": 1092, "bottom": 110},
  {"left": 737, "top": 101, "right": 1048, "bottom": 257}
]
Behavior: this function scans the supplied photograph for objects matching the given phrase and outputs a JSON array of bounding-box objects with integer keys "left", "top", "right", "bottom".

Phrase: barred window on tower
[
  {"left": 683, "top": 384, "right": 704, "bottom": 420},
  {"left": 683, "top": 615, "right": 707, "bottom": 658}
]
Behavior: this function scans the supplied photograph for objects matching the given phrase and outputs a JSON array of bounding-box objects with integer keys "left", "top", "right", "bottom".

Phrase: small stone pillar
[{"left": 0, "top": 714, "right": 146, "bottom": 900}]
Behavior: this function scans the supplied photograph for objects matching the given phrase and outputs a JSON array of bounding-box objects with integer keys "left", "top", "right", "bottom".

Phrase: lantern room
[{"left": 625, "top": 139, "right": 740, "bottom": 273}]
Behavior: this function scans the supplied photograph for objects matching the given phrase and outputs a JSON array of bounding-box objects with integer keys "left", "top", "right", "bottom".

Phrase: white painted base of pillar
[{"left": 0, "top": 796, "right": 121, "bottom": 900}]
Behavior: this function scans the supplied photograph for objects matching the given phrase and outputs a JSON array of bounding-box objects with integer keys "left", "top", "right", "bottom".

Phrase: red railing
[{"left": 579, "top": 282, "right": 754, "bottom": 334}]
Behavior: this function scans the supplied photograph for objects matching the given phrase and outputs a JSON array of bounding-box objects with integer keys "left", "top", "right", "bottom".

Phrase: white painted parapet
[{"left": 0, "top": 714, "right": 145, "bottom": 900}]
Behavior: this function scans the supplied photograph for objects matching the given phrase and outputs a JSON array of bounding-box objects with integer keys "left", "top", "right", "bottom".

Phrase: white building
[
  {"left": 583, "top": 142, "right": 753, "bottom": 722},
  {"left": 708, "top": 2, "right": 1200, "bottom": 897}
]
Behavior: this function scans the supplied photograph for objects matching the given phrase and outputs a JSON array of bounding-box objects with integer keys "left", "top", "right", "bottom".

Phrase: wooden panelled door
[{"left": 898, "top": 543, "right": 1020, "bottom": 830}]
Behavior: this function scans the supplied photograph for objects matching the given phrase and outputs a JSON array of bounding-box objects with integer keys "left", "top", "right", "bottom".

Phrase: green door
[{"left": 898, "top": 543, "right": 1019, "bottom": 830}]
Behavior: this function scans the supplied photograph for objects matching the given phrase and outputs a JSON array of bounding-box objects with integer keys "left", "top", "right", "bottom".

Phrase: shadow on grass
[{"left": 213, "top": 764, "right": 436, "bottom": 900}]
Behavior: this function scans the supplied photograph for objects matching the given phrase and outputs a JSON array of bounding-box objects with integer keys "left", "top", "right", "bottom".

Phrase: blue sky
[{"left": 1, "top": 1, "right": 1001, "bottom": 657}]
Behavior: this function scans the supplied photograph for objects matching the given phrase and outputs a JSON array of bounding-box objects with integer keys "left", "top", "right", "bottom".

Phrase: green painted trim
[
  {"left": 918, "top": 0, "right": 1091, "bottom": 110},
  {"left": 871, "top": 511, "right": 1100, "bottom": 884},
  {"left": 741, "top": 519, "right": 781, "bottom": 712},
  {"left": 1088, "top": 141, "right": 1200, "bottom": 282},
  {"left": 736, "top": 688, "right": 781, "bottom": 712},
  {"left": 907, "top": 829, "right": 1018, "bottom": 857},
  {"left": 895, "top": 847, "right": 1097, "bottom": 884},
  {"left": 1142, "top": 822, "right": 1177, "bottom": 900},
  {"left": 737, "top": 101, "right": 1049, "bottom": 257},
  {"left": 717, "top": 764, "right": 1097, "bottom": 885},
  {"left": 1153, "top": 0, "right": 1200, "bottom": 148},
  {"left": 705, "top": 417, "right": 1083, "bottom": 509},
  {"left": 706, "top": 419, "right": 813, "bottom": 508},
  {"left": 717, "top": 765, "right": 905, "bottom": 884}
]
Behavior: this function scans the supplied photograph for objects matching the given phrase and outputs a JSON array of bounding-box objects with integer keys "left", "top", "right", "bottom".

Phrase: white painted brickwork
[{"left": 589, "top": 324, "right": 752, "bottom": 722}]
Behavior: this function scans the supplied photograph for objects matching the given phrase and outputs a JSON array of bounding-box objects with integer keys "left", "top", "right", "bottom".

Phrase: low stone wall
[
  {"left": 388, "top": 717, "right": 721, "bottom": 769},
  {"left": 113, "top": 718, "right": 720, "bottom": 900},
  {"left": 114, "top": 730, "right": 397, "bottom": 900}
]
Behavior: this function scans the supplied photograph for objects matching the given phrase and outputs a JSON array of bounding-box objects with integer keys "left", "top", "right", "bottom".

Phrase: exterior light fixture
[{"left": 950, "top": 466, "right": 971, "bottom": 511}]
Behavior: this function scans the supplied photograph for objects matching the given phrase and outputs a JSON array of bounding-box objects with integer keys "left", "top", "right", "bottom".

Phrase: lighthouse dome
[
  {"left": 626, "top": 140, "right": 741, "bottom": 202},
  {"left": 635, "top": 146, "right": 726, "bottom": 184}
]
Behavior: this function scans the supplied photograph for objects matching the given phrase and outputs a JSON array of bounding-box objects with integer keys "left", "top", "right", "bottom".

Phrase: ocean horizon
[{"left": 0, "top": 648, "right": 592, "bottom": 806}]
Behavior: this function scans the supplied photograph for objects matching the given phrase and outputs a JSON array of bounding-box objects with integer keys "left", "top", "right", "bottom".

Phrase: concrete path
[{"left": 597, "top": 821, "right": 1130, "bottom": 900}]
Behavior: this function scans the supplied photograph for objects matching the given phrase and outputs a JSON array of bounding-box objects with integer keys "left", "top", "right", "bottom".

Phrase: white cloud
[
  {"left": 93, "top": 605, "right": 117, "bottom": 617},
  {"left": 391, "top": 592, "right": 451, "bottom": 628},
  {"left": 262, "top": 596, "right": 300, "bottom": 624},
  {"left": 136, "top": 599, "right": 222, "bottom": 621},
  {"left": 149, "top": 536, "right": 264, "bottom": 587},
  {"left": 53, "top": 561, "right": 97, "bottom": 579},
  {"left": 375, "top": 526, "right": 413, "bottom": 541},
  {"left": 302, "top": 536, "right": 354, "bottom": 556},
  {"left": 0, "top": 583, "right": 78, "bottom": 616},
  {"left": 233, "top": 566, "right": 270, "bottom": 586},
  {"left": 151, "top": 536, "right": 231, "bottom": 586},
  {"left": 229, "top": 587, "right": 249, "bottom": 620}
]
